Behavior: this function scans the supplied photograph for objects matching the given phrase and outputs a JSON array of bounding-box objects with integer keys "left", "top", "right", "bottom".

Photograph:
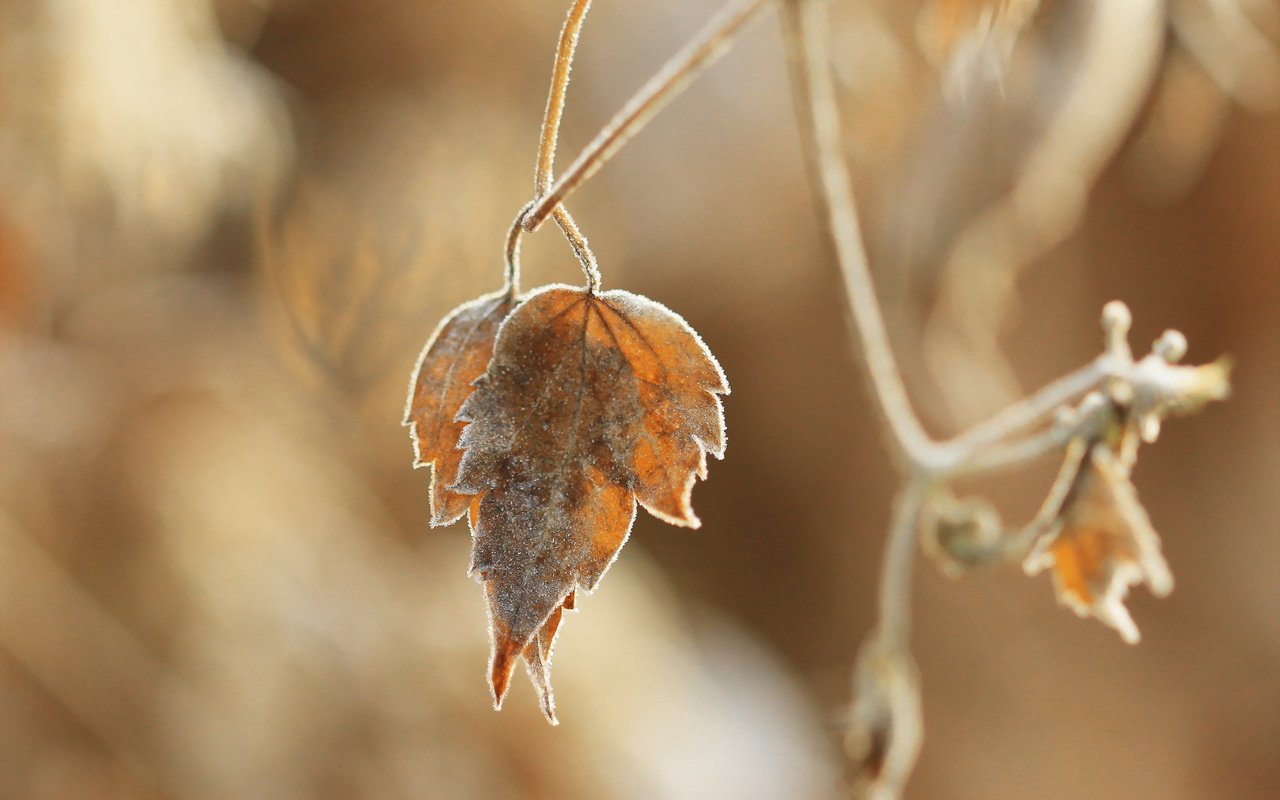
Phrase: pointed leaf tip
[{"left": 489, "top": 633, "right": 522, "bottom": 710}]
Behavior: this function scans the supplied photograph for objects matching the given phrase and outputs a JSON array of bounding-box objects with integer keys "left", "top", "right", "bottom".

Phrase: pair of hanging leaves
[{"left": 405, "top": 284, "right": 727, "bottom": 723}]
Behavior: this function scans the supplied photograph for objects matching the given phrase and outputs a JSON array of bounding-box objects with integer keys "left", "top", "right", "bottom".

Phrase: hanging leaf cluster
[{"left": 405, "top": 283, "right": 728, "bottom": 723}]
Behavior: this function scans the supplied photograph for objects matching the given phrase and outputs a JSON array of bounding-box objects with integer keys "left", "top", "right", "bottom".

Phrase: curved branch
[{"left": 781, "top": 0, "right": 932, "bottom": 469}]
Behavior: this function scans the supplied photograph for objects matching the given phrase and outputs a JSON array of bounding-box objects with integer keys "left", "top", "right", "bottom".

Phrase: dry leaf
[
  {"left": 404, "top": 290, "right": 517, "bottom": 526},
  {"left": 1025, "top": 439, "right": 1173, "bottom": 643},
  {"left": 454, "top": 284, "right": 728, "bottom": 721}
]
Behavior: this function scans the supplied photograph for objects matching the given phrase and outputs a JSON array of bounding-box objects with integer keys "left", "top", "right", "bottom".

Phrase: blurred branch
[
  {"left": 923, "top": 0, "right": 1166, "bottom": 426},
  {"left": 783, "top": 5, "right": 933, "bottom": 791},
  {"left": 260, "top": 197, "right": 427, "bottom": 398},
  {"left": 934, "top": 357, "right": 1112, "bottom": 473},
  {"left": 782, "top": 0, "right": 932, "bottom": 470},
  {"left": 782, "top": 1, "right": 1232, "bottom": 796}
]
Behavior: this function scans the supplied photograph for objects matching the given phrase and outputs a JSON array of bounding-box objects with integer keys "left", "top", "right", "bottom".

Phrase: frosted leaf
[{"left": 454, "top": 284, "right": 728, "bottom": 721}]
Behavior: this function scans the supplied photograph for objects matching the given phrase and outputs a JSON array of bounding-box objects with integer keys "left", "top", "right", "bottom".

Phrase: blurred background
[{"left": 0, "top": 1, "right": 1276, "bottom": 798}]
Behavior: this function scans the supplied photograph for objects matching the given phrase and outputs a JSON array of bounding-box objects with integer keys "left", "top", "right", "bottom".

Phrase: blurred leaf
[{"left": 1024, "top": 439, "right": 1173, "bottom": 644}]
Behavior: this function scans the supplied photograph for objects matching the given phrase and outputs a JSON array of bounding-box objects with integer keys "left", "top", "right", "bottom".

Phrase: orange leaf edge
[{"left": 402, "top": 288, "right": 517, "bottom": 527}]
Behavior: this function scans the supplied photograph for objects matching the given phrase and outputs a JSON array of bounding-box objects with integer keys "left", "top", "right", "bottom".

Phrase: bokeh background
[{"left": 0, "top": 1, "right": 1277, "bottom": 798}]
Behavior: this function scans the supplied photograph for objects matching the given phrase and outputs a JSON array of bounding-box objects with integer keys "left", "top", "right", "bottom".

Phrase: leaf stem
[
  {"left": 553, "top": 206, "right": 603, "bottom": 293},
  {"left": 503, "top": 201, "right": 533, "bottom": 298},
  {"left": 522, "top": 0, "right": 771, "bottom": 233},
  {"left": 533, "top": 0, "right": 604, "bottom": 291}
]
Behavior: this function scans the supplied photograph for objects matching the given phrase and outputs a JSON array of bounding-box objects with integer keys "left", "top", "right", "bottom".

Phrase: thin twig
[
  {"left": 958, "top": 421, "right": 1080, "bottom": 476},
  {"left": 532, "top": 0, "right": 604, "bottom": 291},
  {"left": 933, "top": 356, "right": 1115, "bottom": 474},
  {"left": 537, "top": 0, "right": 593, "bottom": 198},
  {"left": 783, "top": 12, "right": 931, "bottom": 792},
  {"left": 522, "top": 0, "right": 771, "bottom": 233},
  {"left": 877, "top": 481, "right": 928, "bottom": 650},
  {"left": 782, "top": 0, "right": 932, "bottom": 469}
]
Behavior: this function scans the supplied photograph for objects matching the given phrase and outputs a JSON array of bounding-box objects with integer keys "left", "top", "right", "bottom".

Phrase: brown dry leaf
[
  {"left": 454, "top": 284, "right": 728, "bottom": 722},
  {"left": 1024, "top": 440, "right": 1173, "bottom": 644},
  {"left": 404, "top": 290, "right": 517, "bottom": 526}
]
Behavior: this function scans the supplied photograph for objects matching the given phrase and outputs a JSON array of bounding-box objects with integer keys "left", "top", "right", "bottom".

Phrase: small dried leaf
[
  {"left": 404, "top": 290, "right": 517, "bottom": 526},
  {"left": 1025, "top": 441, "right": 1172, "bottom": 643},
  {"left": 454, "top": 284, "right": 728, "bottom": 719}
]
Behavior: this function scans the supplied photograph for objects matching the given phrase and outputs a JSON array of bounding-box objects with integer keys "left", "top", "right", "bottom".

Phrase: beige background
[{"left": 0, "top": 2, "right": 1276, "bottom": 798}]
